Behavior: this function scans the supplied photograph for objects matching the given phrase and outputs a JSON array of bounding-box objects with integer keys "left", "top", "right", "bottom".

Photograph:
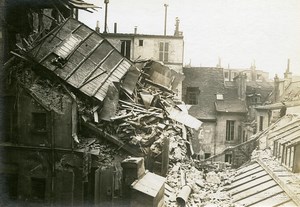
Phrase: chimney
[
  {"left": 216, "top": 57, "right": 222, "bottom": 68},
  {"left": 284, "top": 58, "right": 292, "bottom": 80},
  {"left": 251, "top": 60, "right": 256, "bottom": 81},
  {"left": 114, "top": 22, "right": 117, "bottom": 33},
  {"left": 134, "top": 26, "right": 137, "bottom": 34},
  {"left": 174, "top": 17, "right": 179, "bottom": 36},
  {"left": 95, "top": 21, "right": 100, "bottom": 33},
  {"left": 236, "top": 72, "right": 247, "bottom": 100},
  {"left": 274, "top": 74, "right": 280, "bottom": 102}
]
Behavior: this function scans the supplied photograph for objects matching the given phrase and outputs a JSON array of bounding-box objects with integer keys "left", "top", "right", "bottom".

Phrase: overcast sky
[{"left": 79, "top": 0, "right": 300, "bottom": 79}]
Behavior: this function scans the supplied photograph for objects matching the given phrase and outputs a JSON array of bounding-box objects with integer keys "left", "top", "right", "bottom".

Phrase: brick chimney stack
[
  {"left": 236, "top": 73, "right": 247, "bottom": 100},
  {"left": 284, "top": 59, "right": 292, "bottom": 80},
  {"left": 274, "top": 74, "right": 280, "bottom": 102}
]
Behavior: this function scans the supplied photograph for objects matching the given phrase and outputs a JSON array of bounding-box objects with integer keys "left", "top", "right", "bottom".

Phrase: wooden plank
[
  {"left": 254, "top": 193, "right": 294, "bottom": 207},
  {"left": 234, "top": 166, "right": 264, "bottom": 181},
  {"left": 230, "top": 171, "right": 269, "bottom": 189},
  {"left": 236, "top": 186, "right": 283, "bottom": 207},
  {"left": 232, "top": 180, "right": 277, "bottom": 202},
  {"left": 228, "top": 175, "right": 273, "bottom": 195},
  {"left": 67, "top": 59, "right": 97, "bottom": 88}
]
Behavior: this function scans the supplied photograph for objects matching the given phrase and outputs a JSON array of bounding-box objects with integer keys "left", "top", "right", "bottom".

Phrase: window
[
  {"left": 204, "top": 153, "right": 211, "bottom": 159},
  {"left": 259, "top": 116, "right": 263, "bottom": 131},
  {"left": 32, "top": 113, "right": 47, "bottom": 132},
  {"left": 121, "top": 40, "right": 131, "bottom": 59},
  {"left": 54, "top": 34, "right": 82, "bottom": 59},
  {"left": 186, "top": 87, "right": 199, "bottom": 105},
  {"left": 243, "top": 130, "right": 246, "bottom": 142},
  {"left": 256, "top": 74, "right": 262, "bottom": 80},
  {"left": 139, "top": 40, "right": 144, "bottom": 46},
  {"left": 225, "top": 154, "right": 232, "bottom": 164},
  {"left": 252, "top": 96, "right": 261, "bottom": 104},
  {"left": 224, "top": 72, "right": 229, "bottom": 80},
  {"left": 2, "top": 174, "right": 18, "bottom": 200},
  {"left": 216, "top": 93, "right": 223, "bottom": 100},
  {"left": 238, "top": 126, "right": 242, "bottom": 140},
  {"left": 226, "top": 120, "right": 235, "bottom": 141},
  {"left": 31, "top": 177, "right": 46, "bottom": 200},
  {"left": 159, "top": 42, "right": 169, "bottom": 62}
]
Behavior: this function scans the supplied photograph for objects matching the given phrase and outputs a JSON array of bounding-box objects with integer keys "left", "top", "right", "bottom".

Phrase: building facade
[{"left": 183, "top": 66, "right": 273, "bottom": 163}]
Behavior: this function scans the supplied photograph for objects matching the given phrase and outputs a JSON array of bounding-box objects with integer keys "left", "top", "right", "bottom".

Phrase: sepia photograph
[{"left": 0, "top": 0, "right": 300, "bottom": 206}]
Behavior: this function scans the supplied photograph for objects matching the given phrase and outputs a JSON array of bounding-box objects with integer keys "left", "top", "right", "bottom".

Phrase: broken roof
[
  {"left": 6, "top": 0, "right": 99, "bottom": 10},
  {"left": 27, "top": 18, "right": 135, "bottom": 102}
]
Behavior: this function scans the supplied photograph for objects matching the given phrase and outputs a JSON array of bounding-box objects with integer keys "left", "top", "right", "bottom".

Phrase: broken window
[
  {"left": 159, "top": 42, "right": 169, "bottom": 62},
  {"left": 186, "top": 87, "right": 199, "bottom": 105},
  {"left": 32, "top": 112, "right": 47, "bottom": 132},
  {"left": 52, "top": 34, "right": 82, "bottom": 67},
  {"left": 259, "top": 116, "right": 263, "bottom": 131},
  {"left": 139, "top": 40, "right": 144, "bottom": 46},
  {"left": 121, "top": 40, "right": 131, "bottom": 59},
  {"left": 226, "top": 120, "right": 235, "bottom": 141},
  {"left": 31, "top": 177, "right": 46, "bottom": 200},
  {"left": 225, "top": 154, "right": 232, "bottom": 164}
]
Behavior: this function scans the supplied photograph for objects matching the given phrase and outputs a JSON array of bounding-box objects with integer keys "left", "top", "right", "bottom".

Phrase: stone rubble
[{"left": 165, "top": 161, "right": 241, "bottom": 207}]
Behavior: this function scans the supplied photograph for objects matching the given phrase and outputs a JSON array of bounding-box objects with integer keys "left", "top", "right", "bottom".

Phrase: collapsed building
[{"left": 0, "top": 9, "right": 205, "bottom": 205}]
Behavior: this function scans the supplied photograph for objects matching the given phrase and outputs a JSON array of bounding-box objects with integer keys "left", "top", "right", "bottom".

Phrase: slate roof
[
  {"left": 282, "top": 81, "right": 300, "bottom": 102},
  {"left": 183, "top": 67, "right": 249, "bottom": 119},
  {"left": 215, "top": 86, "right": 248, "bottom": 113},
  {"left": 183, "top": 67, "right": 225, "bottom": 120},
  {"left": 27, "top": 18, "right": 135, "bottom": 102}
]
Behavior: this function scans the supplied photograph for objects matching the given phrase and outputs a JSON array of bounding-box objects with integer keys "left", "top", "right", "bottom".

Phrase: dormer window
[
  {"left": 186, "top": 87, "right": 200, "bottom": 105},
  {"left": 216, "top": 93, "right": 224, "bottom": 100}
]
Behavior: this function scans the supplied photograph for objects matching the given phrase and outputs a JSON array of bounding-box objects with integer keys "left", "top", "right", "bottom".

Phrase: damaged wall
[{"left": 16, "top": 87, "right": 75, "bottom": 149}]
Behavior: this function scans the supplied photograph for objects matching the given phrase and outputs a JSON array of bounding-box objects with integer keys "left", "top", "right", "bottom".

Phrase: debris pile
[
  {"left": 78, "top": 60, "right": 200, "bottom": 164},
  {"left": 165, "top": 161, "right": 238, "bottom": 207}
]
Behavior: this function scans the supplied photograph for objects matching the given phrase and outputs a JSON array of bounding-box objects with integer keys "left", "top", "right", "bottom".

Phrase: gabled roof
[{"left": 27, "top": 18, "right": 135, "bottom": 102}]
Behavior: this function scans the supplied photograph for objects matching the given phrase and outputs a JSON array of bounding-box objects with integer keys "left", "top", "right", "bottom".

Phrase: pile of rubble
[
  {"left": 165, "top": 161, "right": 239, "bottom": 207},
  {"left": 78, "top": 60, "right": 200, "bottom": 164}
]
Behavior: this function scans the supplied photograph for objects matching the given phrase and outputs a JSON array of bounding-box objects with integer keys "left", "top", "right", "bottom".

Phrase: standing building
[
  {"left": 182, "top": 65, "right": 273, "bottom": 163},
  {"left": 255, "top": 60, "right": 300, "bottom": 132},
  {"left": 223, "top": 64, "right": 270, "bottom": 82},
  {"left": 101, "top": 20, "right": 184, "bottom": 98}
]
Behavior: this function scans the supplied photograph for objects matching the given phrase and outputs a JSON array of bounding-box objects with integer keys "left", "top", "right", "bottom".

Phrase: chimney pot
[{"left": 114, "top": 22, "right": 117, "bottom": 33}]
